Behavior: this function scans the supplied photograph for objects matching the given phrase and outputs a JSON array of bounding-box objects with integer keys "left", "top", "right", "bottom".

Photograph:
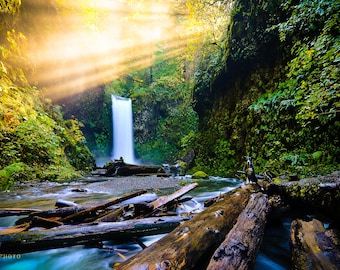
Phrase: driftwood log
[
  {"left": 0, "top": 183, "right": 199, "bottom": 253},
  {"left": 269, "top": 175, "right": 340, "bottom": 223},
  {"left": 2, "top": 184, "right": 197, "bottom": 232},
  {"left": 145, "top": 183, "right": 198, "bottom": 217},
  {"left": 0, "top": 208, "right": 42, "bottom": 217},
  {"left": 0, "top": 216, "right": 188, "bottom": 254},
  {"left": 60, "top": 190, "right": 147, "bottom": 224},
  {"left": 0, "top": 190, "right": 148, "bottom": 235},
  {"left": 206, "top": 193, "right": 270, "bottom": 270},
  {"left": 116, "top": 185, "right": 255, "bottom": 270},
  {"left": 95, "top": 183, "right": 198, "bottom": 222},
  {"left": 290, "top": 218, "right": 340, "bottom": 270},
  {"left": 14, "top": 194, "right": 158, "bottom": 225},
  {"left": 103, "top": 159, "right": 165, "bottom": 176}
]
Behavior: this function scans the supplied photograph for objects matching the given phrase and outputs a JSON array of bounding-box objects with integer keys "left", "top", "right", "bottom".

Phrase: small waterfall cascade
[{"left": 111, "top": 95, "right": 137, "bottom": 164}]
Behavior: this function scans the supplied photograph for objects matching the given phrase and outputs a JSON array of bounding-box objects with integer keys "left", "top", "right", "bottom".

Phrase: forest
[{"left": 0, "top": 0, "right": 339, "bottom": 188}]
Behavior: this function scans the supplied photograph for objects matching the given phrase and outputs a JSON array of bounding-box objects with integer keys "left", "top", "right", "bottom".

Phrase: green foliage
[
  {"left": 246, "top": 0, "right": 339, "bottom": 174},
  {"left": 191, "top": 0, "right": 339, "bottom": 177},
  {"left": 186, "top": 1, "right": 233, "bottom": 113},
  {"left": 135, "top": 140, "right": 177, "bottom": 165},
  {"left": 193, "top": 42, "right": 228, "bottom": 101},
  {"left": 312, "top": 151, "right": 323, "bottom": 160},
  {"left": 0, "top": 162, "right": 27, "bottom": 191},
  {"left": 104, "top": 55, "right": 198, "bottom": 164},
  {"left": 191, "top": 119, "right": 237, "bottom": 176},
  {"left": 0, "top": 18, "right": 94, "bottom": 190},
  {"left": 192, "top": 170, "right": 209, "bottom": 179},
  {"left": 277, "top": 0, "right": 338, "bottom": 41}
]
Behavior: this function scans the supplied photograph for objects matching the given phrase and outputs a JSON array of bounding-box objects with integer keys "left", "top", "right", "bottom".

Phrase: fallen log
[
  {"left": 0, "top": 208, "right": 42, "bottom": 217},
  {"left": 268, "top": 173, "right": 340, "bottom": 223},
  {"left": 290, "top": 218, "right": 340, "bottom": 270},
  {"left": 15, "top": 206, "right": 88, "bottom": 225},
  {"left": 95, "top": 183, "right": 198, "bottom": 222},
  {"left": 16, "top": 193, "right": 157, "bottom": 224},
  {"left": 30, "top": 216, "right": 64, "bottom": 229},
  {"left": 145, "top": 183, "right": 198, "bottom": 217},
  {"left": 0, "top": 216, "right": 188, "bottom": 254},
  {"left": 103, "top": 159, "right": 164, "bottom": 177},
  {"left": 115, "top": 165, "right": 164, "bottom": 176},
  {"left": 2, "top": 190, "right": 148, "bottom": 234},
  {"left": 95, "top": 203, "right": 154, "bottom": 223},
  {"left": 206, "top": 193, "right": 271, "bottom": 270},
  {"left": 95, "top": 205, "right": 129, "bottom": 223},
  {"left": 116, "top": 185, "right": 255, "bottom": 270},
  {"left": 55, "top": 199, "right": 79, "bottom": 208},
  {"left": 60, "top": 190, "right": 147, "bottom": 224},
  {"left": 0, "top": 223, "right": 31, "bottom": 235}
]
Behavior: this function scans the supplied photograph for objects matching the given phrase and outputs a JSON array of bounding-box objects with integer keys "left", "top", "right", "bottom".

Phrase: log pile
[
  {"left": 1, "top": 170, "right": 340, "bottom": 269},
  {"left": 0, "top": 183, "right": 198, "bottom": 253},
  {"left": 206, "top": 193, "right": 270, "bottom": 270},
  {"left": 115, "top": 185, "right": 257, "bottom": 269},
  {"left": 1, "top": 216, "right": 189, "bottom": 254},
  {"left": 267, "top": 172, "right": 340, "bottom": 269},
  {"left": 92, "top": 158, "right": 182, "bottom": 177},
  {"left": 92, "top": 159, "right": 167, "bottom": 177},
  {"left": 114, "top": 173, "right": 340, "bottom": 270}
]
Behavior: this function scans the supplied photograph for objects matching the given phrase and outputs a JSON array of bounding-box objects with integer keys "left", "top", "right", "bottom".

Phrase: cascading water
[{"left": 111, "top": 95, "right": 137, "bottom": 164}]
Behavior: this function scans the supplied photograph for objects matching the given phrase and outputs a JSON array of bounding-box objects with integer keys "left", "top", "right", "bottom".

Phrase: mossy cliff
[{"left": 191, "top": 0, "right": 339, "bottom": 177}]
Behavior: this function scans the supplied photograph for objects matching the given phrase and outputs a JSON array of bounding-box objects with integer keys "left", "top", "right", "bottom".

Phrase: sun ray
[
  {"left": 17, "top": 0, "right": 214, "bottom": 101},
  {"left": 21, "top": 0, "right": 197, "bottom": 100}
]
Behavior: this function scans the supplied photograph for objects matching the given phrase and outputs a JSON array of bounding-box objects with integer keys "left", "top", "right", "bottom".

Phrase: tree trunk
[
  {"left": 0, "top": 208, "right": 42, "bottom": 217},
  {"left": 145, "top": 183, "right": 198, "bottom": 217},
  {"left": 116, "top": 185, "right": 255, "bottom": 270},
  {"left": 290, "top": 218, "right": 340, "bottom": 270},
  {"left": 0, "top": 216, "right": 188, "bottom": 254},
  {"left": 103, "top": 160, "right": 165, "bottom": 176},
  {"left": 269, "top": 176, "right": 340, "bottom": 223},
  {"left": 206, "top": 193, "right": 271, "bottom": 270},
  {"left": 60, "top": 190, "right": 147, "bottom": 224},
  {"left": 4, "top": 190, "right": 148, "bottom": 233}
]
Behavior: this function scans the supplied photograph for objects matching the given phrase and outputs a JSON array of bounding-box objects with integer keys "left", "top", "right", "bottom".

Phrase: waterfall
[{"left": 111, "top": 95, "right": 137, "bottom": 164}]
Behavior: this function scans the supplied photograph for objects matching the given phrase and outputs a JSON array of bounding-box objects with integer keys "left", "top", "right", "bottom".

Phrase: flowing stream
[{"left": 0, "top": 177, "right": 290, "bottom": 270}]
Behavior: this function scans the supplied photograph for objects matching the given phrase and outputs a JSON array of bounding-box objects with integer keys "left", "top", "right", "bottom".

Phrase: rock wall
[{"left": 191, "top": 0, "right": 340, "bottom": 176}]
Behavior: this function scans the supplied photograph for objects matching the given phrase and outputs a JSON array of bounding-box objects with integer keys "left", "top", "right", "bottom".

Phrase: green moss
[
  {"left": 192, "top": 170, "right": 209, "bottom": 179},
  {"left": 191, "top": 0, "right": 339, "bottom": 177},
  {"left": 0, "top": 163, "right": 26, "bottom": 190},
  {"left": 312, "top": 151, "right": 323, "bottom": 160},
  {"left": 273, "top": 178, "right": 282, "bottom": 185}
]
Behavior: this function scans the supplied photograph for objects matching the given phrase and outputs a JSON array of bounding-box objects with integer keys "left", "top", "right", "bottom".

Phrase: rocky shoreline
[{"left": 83, "top": 175, "right": 185, "bottom": 194}]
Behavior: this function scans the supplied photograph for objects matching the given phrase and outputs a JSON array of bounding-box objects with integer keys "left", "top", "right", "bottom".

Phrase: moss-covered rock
[{"left": 192, "top": 170, "right": 209, "bottom": 179}]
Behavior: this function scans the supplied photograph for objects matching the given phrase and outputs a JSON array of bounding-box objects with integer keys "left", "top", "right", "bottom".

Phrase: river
[{"left": 0, "top": 177, "right": 291, "bottom": 269}]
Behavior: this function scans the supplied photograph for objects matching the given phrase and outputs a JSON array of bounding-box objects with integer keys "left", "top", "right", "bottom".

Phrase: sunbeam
[{"left": 21, "top": 0, "right": 192, "bottom": 101}]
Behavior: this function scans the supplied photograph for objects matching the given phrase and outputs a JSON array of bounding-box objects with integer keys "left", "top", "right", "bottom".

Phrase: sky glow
[{"left": 26, "top": 0, "right": 190, "bottom": 100}]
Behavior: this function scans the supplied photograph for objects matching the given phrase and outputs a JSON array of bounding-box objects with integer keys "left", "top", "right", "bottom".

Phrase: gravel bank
[{"left": 83, "top": 176, "right": 185, "bottom": 194}]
